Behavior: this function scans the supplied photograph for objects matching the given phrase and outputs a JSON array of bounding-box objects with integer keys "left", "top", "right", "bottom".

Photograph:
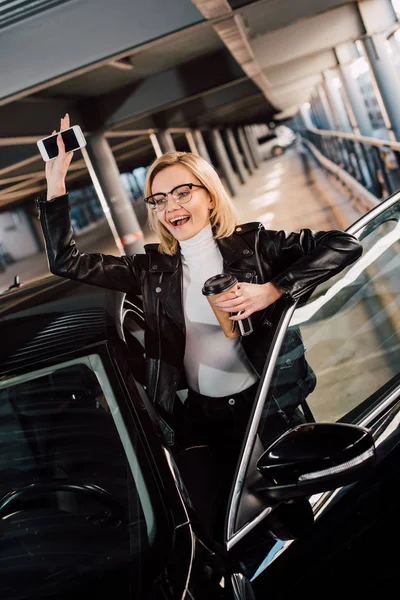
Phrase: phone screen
[{"left": 42, "top": 128, "right": 81, "bottom": 159}]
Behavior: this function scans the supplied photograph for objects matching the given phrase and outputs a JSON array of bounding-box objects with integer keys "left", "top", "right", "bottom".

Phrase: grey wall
[
  {"left": 0, "top": 0, "right": 204, "bottom": 103},
  {"left": 0, "top": 210, "right": 39, "bottom": 259}
]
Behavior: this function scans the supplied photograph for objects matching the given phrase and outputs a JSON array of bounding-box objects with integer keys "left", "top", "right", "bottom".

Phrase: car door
[{"left": 224, "top": 193, "right": 400, "bottom": 597}]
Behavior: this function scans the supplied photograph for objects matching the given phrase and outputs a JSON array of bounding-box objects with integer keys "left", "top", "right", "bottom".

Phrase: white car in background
[{"left": 259, "top": 125, "right": 297, "bottom": 158}]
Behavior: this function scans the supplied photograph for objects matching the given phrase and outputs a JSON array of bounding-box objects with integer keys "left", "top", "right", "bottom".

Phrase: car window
[
  {"left": 227, "top": 198, "right": 400, "bottom": 544},
  {"left": 259, "top": 200, "right": 400, "bottom": 442},
  {"left": 0, "top": 355, "right": 165, "bottom": 600}
]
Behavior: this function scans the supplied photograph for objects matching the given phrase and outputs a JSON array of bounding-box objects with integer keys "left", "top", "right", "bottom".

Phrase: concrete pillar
[
  {"left": 210, "top": 129, "right": 239, "bottom": 196},
  {"left": 157, "top": 131, "right": 176, "bottom": 153},
  {"left": 335, "top": 42, "right": 374, "bottom": 137},
  {"left": 85, "top": 133, "right": 144, "bottom": 255},
  {"left": 292, "top": 112, "right": 304, "bottom": 130},
  {"left": 312, "top": 91, "right": 339, "bottom": 158},
  {"left": 358, "top": 0, "right": 400, "bottom": 140},
  {"left": 318, "top": 83, "right": 339, "bottom": 130},
  {"left": 149, "top": 132, "right": 163, "bottom": 157},
  {"left": 310, "top": 97, "right": 324, "bottom": 129},
  {"left": 225, "top": 129, "right": 249, "bottom": 183},
  {"left": 244, "top": 125, "right": 262, "bottom": 167},
  {"left": 237, "top": 127, "right": 256, "bottom": 173},
  {"left": 300, "top": 105, "right": 314, "bottom": 129},
  {"left": 315, "top": 94, "right": 330, "bottom": 129},
  {"left": 334, "top": 40, "right": 381, "bottom": 194},
  {"left": 185, "top": 131, "right": 199, "bottom": 155},
  {"left": 193, "top": 129, "right": 213, "bottom": 164},
  {"left": 323, "top": 71, "right": 353, "bottom": 133}
]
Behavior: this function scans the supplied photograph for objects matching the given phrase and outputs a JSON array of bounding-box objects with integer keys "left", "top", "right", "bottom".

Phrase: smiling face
[{"left": 152, "top": 164, "right": 213, "bottom": 242}]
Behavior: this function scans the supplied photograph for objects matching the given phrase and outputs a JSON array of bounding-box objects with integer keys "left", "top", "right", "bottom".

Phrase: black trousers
[
  {"left": 175, "top": 382, "right": 306, "bottom": 538},
  {"left": 174, "top": 383, "right": 256, "bottom": 538},
  {"left": 183, "top": 383, "right": 258, "bottom": 451}
]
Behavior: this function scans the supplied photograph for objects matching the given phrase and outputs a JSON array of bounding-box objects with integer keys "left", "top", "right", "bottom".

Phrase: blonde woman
[{"left": 38, "top": 114, "right": 362, "bottom": 530}]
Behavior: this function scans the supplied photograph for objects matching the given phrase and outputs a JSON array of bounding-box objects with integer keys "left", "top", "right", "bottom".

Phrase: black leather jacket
[{"left": 37, "top": 194, "right": 362, "bottom": 435}]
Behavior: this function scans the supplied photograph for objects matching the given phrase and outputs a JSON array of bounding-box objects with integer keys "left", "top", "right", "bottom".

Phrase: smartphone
[
  {"left": 37, "top": 125, "right": 86, "bottom": 161},
  {"left": 237, "top": 312, "right": 253, "bottom": 336}
]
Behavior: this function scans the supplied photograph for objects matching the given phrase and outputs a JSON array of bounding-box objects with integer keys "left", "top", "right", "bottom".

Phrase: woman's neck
[{"left": 179, "top": 224, "right": 216, "bottom": 261}]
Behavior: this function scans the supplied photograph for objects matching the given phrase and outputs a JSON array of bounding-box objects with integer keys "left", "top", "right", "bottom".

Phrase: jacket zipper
[{"left": 153, "top": 273, "right": 163, "bottom": 400}]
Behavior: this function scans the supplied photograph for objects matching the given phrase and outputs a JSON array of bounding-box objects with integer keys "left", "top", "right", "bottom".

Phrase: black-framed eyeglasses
[{"left": 143, "top": 183, "right": 206, "bottom": 212}]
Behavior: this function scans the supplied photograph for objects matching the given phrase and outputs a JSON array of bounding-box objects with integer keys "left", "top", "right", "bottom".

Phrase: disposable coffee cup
[{"left": 202, "top": 273, "right": 241, "bottom": 338}]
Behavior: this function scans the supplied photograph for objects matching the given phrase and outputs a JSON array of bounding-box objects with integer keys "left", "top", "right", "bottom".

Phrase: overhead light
[{"left": 108, "top": 58, "right": 134, "bottom": 71}]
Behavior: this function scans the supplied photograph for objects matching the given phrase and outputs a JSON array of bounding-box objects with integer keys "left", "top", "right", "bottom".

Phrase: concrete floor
[
  {"left": 230, "top": 147, "right": 341, "bottom": 233},
  {"left": 0, "top": 147, "right": 353, "bottom": 294}
]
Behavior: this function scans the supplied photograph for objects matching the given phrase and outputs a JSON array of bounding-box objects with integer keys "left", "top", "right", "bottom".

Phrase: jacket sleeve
[
  {"left": 260, "top": 228, "right": 363, "bottom": 300},
  {"left": 37, "top": 194, "right": 142, "bottom": 295}
]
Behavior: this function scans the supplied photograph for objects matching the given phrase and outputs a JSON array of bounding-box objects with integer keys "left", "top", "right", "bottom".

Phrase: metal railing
[{"left": 299, "top": 127, "right": 400, "bottom": 200}]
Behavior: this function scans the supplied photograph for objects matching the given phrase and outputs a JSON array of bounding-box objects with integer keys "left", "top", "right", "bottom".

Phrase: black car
[{"left": 0, "top": 193, "right": 399, "bottom": 599}]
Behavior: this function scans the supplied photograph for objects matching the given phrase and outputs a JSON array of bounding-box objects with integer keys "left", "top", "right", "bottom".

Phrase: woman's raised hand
[{"left": 45, "top": 113, "right": 74, "bottom": 200}]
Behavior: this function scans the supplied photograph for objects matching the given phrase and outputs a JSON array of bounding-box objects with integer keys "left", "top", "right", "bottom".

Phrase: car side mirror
[{"left": 256, "top": 422, "right": 376, "bottom": 501}]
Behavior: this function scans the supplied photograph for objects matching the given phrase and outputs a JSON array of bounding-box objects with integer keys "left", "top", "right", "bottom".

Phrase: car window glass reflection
[
  {"left": 258, "top": 209, "right": 400, "bottom": 447},
  {"left": 0, "top": 363, "right": 155, "bottom": 599},
  {"left": 258, "top": 325, "right": 316, "bottom": 448}
]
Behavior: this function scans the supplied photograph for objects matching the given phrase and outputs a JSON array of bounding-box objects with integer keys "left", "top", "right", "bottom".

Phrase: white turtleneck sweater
[{"left": 180, "top": 224, "right": 258, "bottom": 397}]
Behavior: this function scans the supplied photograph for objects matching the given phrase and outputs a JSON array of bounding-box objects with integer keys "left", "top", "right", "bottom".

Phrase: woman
[{"left": 38, "top": 114, "right": 362, "bottom": 531}]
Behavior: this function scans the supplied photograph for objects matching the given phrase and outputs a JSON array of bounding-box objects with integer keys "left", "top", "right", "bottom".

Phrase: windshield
[{"left": 0, "top": 356, "right": 160, "bottom": 599}]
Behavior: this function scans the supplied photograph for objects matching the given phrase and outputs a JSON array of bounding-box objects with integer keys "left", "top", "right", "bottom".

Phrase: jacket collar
[
  {"left": 145, "top": 244, "right": 180, "bottom": 273},
  {"left": 145, "top": 228, "right": 254, "bottom": 271},
  {"left": 216, "top": 231, "right": 254, "bottom": 265}
]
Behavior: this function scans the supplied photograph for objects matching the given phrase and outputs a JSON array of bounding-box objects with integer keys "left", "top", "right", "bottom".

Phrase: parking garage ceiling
[{"left": 0, "top": 0, "right": 365, "bottom": 209}]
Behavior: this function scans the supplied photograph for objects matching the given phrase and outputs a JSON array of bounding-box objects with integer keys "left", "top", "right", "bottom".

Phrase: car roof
[{"left": 0, "top": 274, "right": 122, "bottom": 375}]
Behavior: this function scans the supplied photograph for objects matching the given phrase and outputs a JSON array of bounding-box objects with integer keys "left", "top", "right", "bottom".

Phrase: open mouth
[{"left": 169, "top": 216, "right": 190, "bottom": 228}]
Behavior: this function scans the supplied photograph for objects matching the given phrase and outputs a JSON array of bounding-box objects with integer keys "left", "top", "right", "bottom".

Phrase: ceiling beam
[
  {"left": 104, "top": 48, "right": 245, "bottom": 128},
  {"left": 0, "top": 96, "right": 80, "bottom": 139},
  {"left": 265, "top": 50, "right": 337, "bottom": 89},
  {"left": 135, "top": 79, "right": 268, "bottom": 129},
  {"left": 0, "top": 172, "right": 44, "bottom": 185},
  {"left": 192, "top": 0, "right": 280, "bottom": 110},
  {"left": 0, "top": 165, "right": 89, "bottom": 206},
  {"left": 0, "top": 0, "right": 205, "bottom": 106},
  {"left": 251, "top": 3, "right": 364, "bottom": 70}
]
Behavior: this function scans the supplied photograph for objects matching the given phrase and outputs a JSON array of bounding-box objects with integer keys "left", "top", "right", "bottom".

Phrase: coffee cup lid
[{"left": 202, "top": 273, "right": 238, "bottom": 296}]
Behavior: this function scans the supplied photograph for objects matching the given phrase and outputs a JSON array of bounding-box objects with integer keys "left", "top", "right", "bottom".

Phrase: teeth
[{"left": 170, "top": 216, "right": 188, "bottom": 224}]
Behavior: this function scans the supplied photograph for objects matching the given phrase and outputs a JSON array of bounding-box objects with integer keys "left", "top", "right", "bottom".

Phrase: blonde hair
[{"left": 144, "top": 151, "right": 239, "bottom": 255}]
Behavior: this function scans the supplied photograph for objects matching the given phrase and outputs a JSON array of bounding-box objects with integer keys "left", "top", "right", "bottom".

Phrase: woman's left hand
[{"left": 213, "top": 282, "right": 286, "bottom": 321}]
